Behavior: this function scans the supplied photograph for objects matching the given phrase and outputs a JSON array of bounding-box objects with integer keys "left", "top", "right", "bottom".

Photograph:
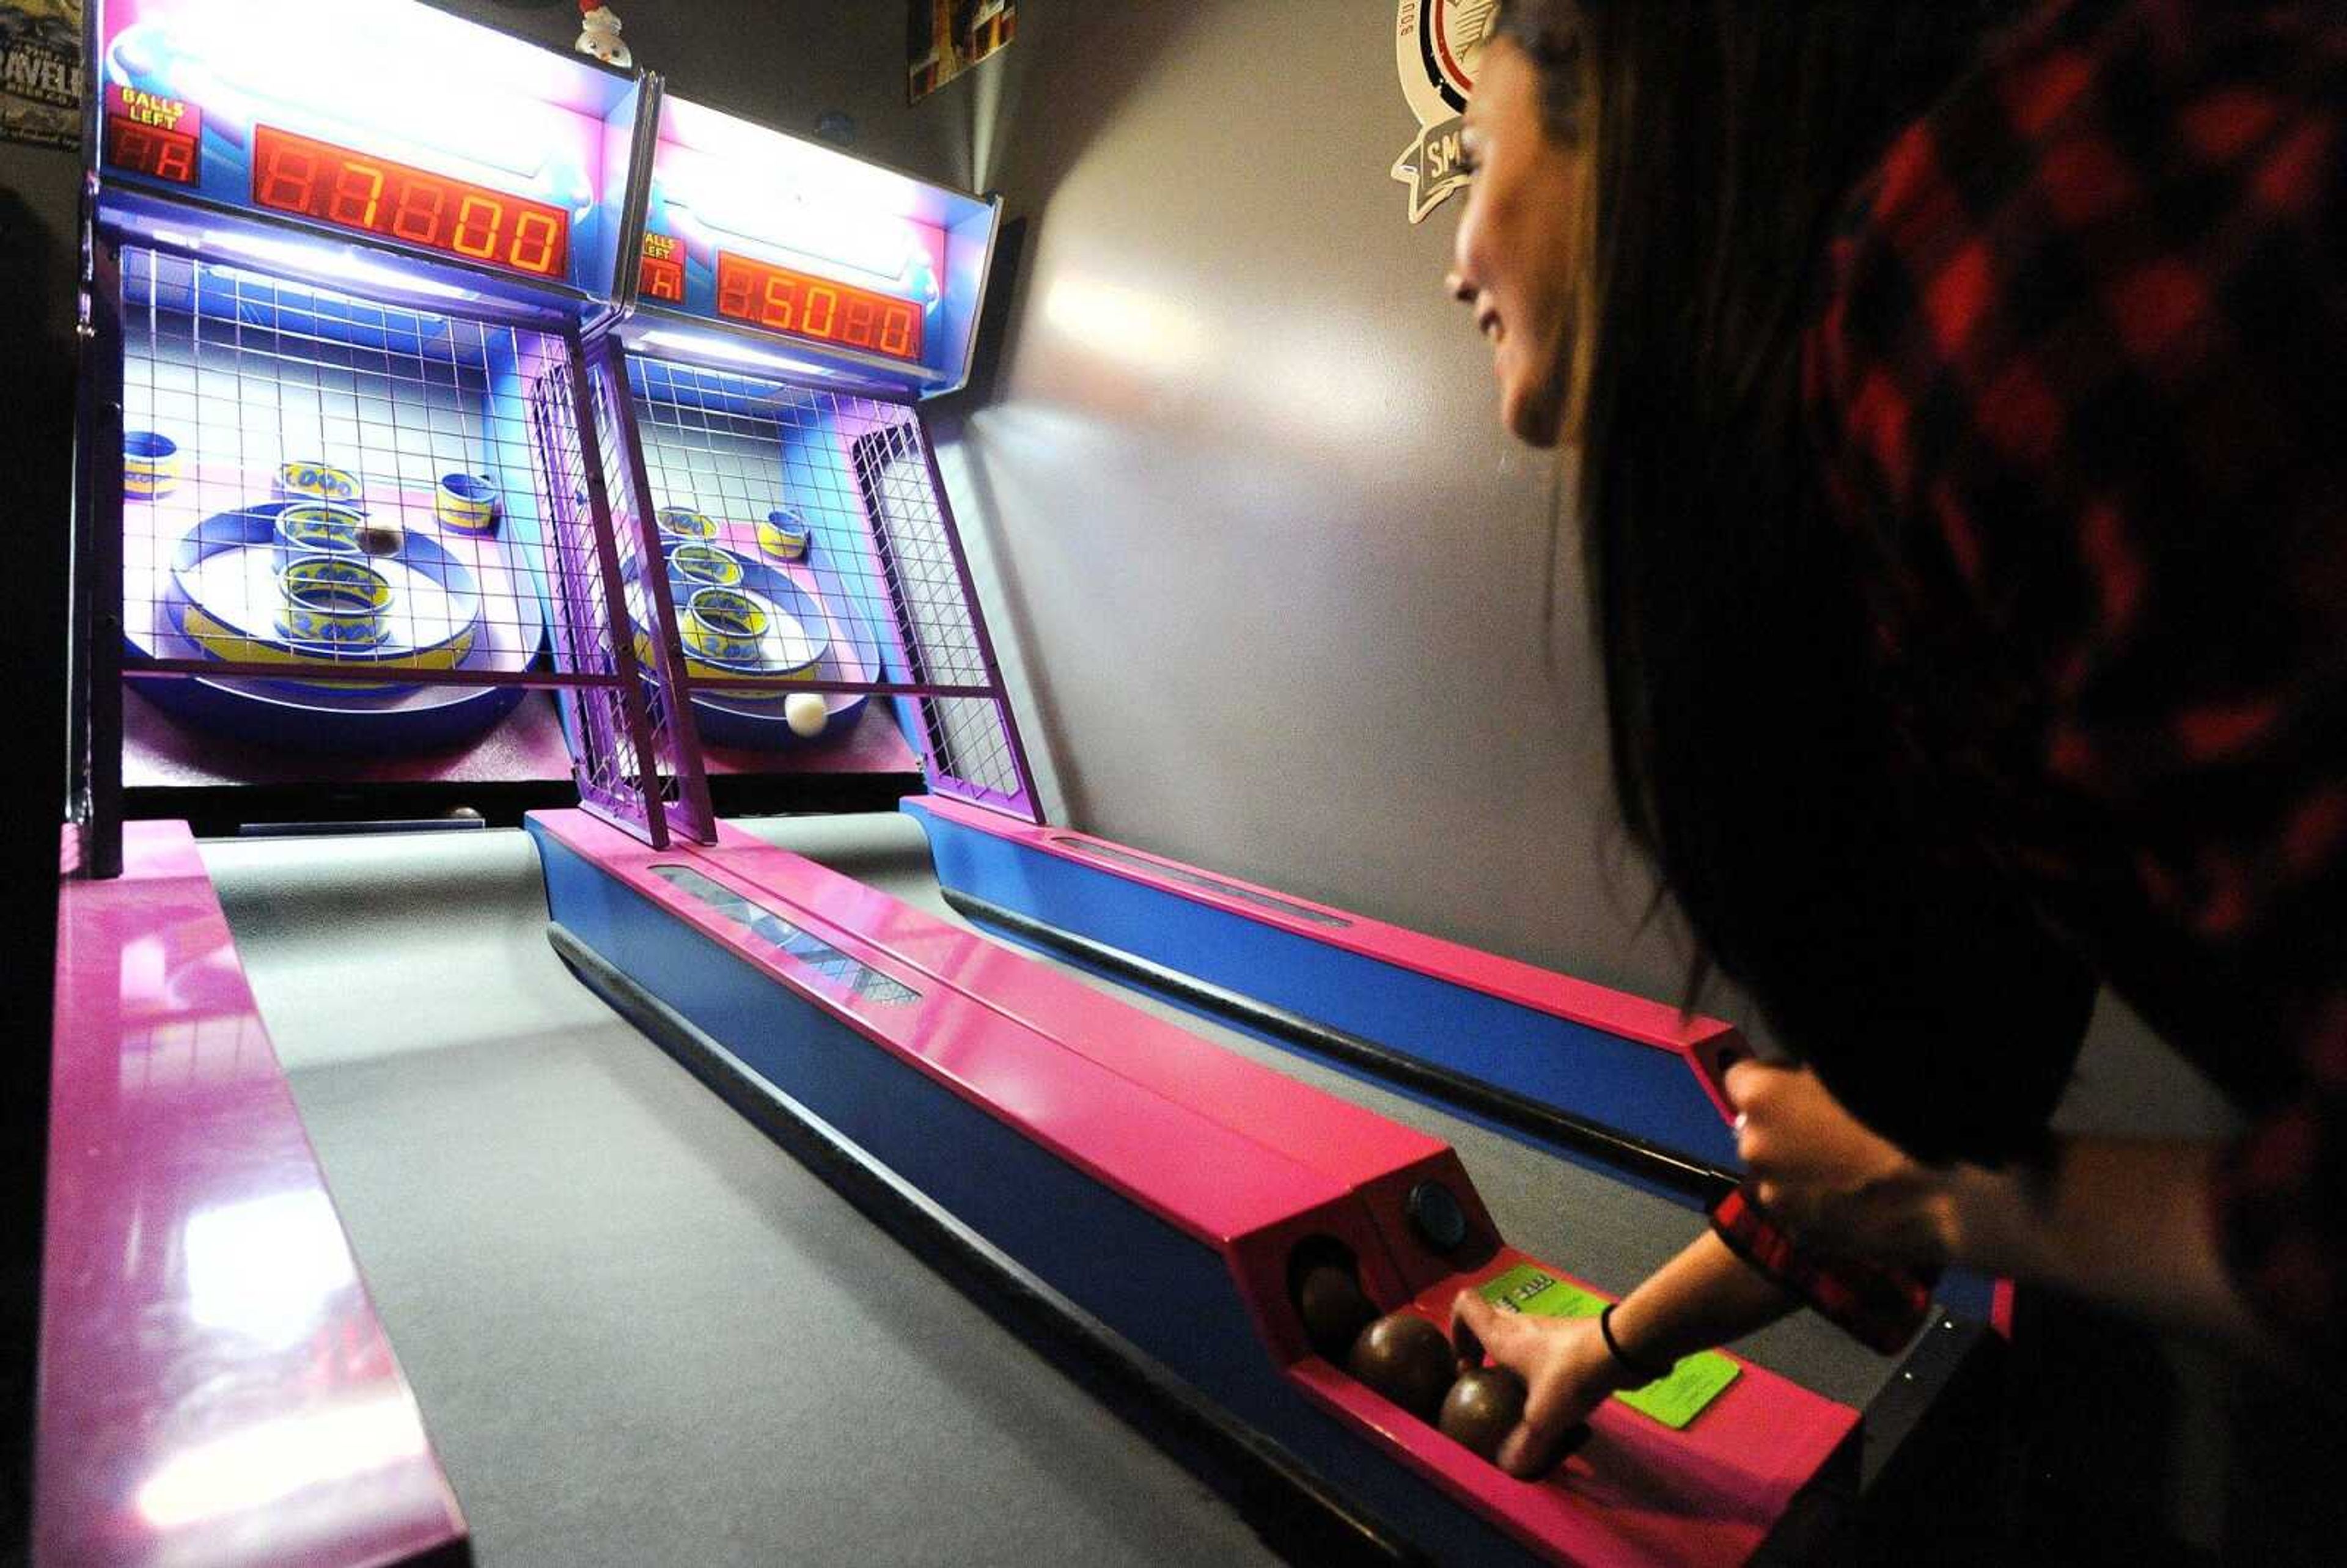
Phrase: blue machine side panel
[
  {"left": 528, "top": 826, "right": 1540, "bottom": 1567},
  {"left": 906, "top": 802, "right": 1741, "bottom": 1169},
  {"left": 905, "top": 805, "right": 2002, "bottom": 1327}
]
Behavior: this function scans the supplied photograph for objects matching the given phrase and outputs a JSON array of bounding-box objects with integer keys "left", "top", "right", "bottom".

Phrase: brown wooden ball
[
  {"left": 1295, "top": 1265, "right": 1378, "bottom": 1358},
  {"left": 1439, "top": 1365, "right": 1529, "bottom": 1460},
  {"left": 1346, "top": 1311, "right": 1456, "bottom": 1423}
]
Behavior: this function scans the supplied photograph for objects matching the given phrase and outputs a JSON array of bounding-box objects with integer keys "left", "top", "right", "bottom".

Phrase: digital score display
[
  {"left": 106, "top": 87, "right": 202, "bottom": 186},
  {"left": 108, "top": 114, "right": 199, "bottom": 185},
  {"left": 251, "top": 126, "right": 571, "bottom": 281},
  {"left": 640, "top": 234, "right": 686, "bottom": 304},
  {"left": 713, "top": 252, "right": 924, "bottom": 362}
]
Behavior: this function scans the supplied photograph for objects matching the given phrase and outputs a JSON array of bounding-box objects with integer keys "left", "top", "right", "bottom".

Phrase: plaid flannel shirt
[{"left": 1716, "top": 0, "right": 2347, "bottom": 1353}]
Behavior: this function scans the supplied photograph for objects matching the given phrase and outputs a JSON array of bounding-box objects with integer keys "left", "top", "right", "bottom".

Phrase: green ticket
[{"left": 1476, "top": 1264, "right": 1739, "bottom": 1431}]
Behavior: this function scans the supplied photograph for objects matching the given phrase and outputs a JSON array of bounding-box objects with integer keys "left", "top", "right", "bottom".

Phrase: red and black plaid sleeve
[
  {"left": 1805, "top": 0, "right": 2347, "bottom": 1350},
  {"left": 1710, "top": 1186, "right": 1936, "bottom": 1354}
]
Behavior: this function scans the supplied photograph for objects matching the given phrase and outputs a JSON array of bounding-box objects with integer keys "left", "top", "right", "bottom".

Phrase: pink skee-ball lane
[{"left": 41, "top": 821, "right": 466, "bottom": 1567}]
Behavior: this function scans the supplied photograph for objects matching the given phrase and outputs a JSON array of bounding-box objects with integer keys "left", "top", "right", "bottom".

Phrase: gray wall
[
  {"left": 920, "top": 5, "right": 1617, "bottom": 962},
  {"left": 0, "top": 135, "right": 79, "bottom": 342}
]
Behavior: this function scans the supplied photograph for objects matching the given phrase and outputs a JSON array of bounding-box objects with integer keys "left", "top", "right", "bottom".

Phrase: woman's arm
[
  {"left": 1606, "top": 1228, "right": 1803, "bottom": 1364},
  {"left": 1725, "top": 1061, "right": 2285, "bottom": 1358},
  {"left": 1947, "top": 1138, "right": 2280, "bottom": 1360},
  {"left": 1457, "top": 1093, "right": 2286, "bottom": 1480}
]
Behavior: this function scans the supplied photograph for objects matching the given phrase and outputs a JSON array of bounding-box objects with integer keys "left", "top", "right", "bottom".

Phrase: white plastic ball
[{"left": 784, "top": 693, "right": 829, "bottom": 738}]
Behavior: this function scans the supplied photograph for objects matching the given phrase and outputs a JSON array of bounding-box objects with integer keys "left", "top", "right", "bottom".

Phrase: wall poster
[
  {"left": 1392, "top": 0, "right": 1494, "bottom": 224},
  {"left": 0, "top": 0, "right": 81, "bottom": 148},
  {"left": 908, "top": 0, "right": 1016, "bottom": 105}
]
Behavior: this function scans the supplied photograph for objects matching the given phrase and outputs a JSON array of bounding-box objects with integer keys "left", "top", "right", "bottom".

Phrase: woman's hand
[
  {"left": 1449, "top": 1291, "right": 1628, "bottom": 1478},
  {"left": 1447, "top": 1229, "right": 1806, "bottom": 1478},
  {"left": 1724, "top": 1060, "right": 1956, "bottom": 1266},
  {"left": 1723, "top": 1069, "right": 2277, "bottom": 1357}
]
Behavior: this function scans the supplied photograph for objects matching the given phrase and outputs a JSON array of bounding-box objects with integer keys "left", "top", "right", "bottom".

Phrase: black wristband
[{"left": 1598, "top": 1303, "right": 1672, "bottom": 1387}]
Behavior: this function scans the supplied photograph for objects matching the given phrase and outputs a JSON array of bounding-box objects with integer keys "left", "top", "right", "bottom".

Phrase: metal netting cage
[
  {"left": 620, "top": 354, "right": 1037, "bottom": 819},
  {"left": 106, "top": 243, "right": 681, "bottom": 844},
  {"left": 78, "top": 240, "right": 1038, "bottom": 864}
]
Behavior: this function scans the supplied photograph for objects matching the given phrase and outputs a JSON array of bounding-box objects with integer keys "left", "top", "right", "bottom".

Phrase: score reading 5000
[
  {"left": 252, "top": 126, "right": 571, "bottom": 281},
  {"left": 713, "top": 252, "right": 924, "bottom": 362}
]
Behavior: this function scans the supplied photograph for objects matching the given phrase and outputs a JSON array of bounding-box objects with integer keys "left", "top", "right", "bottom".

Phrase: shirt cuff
[{"left": 1710, "top": 1183, "right": 1938, "bottom": 1354}]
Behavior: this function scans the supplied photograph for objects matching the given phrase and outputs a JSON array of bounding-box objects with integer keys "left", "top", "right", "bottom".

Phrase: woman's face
[{"left": 1449, "top": 38, "right": 1589, "bottom": 449}]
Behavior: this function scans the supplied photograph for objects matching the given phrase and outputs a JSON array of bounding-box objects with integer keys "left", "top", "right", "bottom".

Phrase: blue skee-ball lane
[{"left": 901, "top": 796, "right": 2005, "bottom": 1327}]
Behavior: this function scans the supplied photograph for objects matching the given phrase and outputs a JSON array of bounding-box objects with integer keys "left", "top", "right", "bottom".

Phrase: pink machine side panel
[
  {"left": 530, "top": 809, "right": 1359, "bottom": 1247},
  {"left": 910, "top": 794, "right": 1754, "bottom": 1118},
  {"left": 39, "top": 822, "right": 466, "bottom": 1568},
  {"left": 692, "top": 820, "right": 1450, "bottom": 1187}
]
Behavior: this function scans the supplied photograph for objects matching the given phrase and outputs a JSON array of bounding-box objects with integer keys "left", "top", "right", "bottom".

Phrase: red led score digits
[
  {"left": 251, "top": 126, "right": 570, "bottom": 281},
  {"left": 108, "top": 115, "right": 199, "bottom": 185},
  {"left": 640, "top": 234, "right": 686, "bottom": 304},
  {"left": 714, "top": 251, "right": 923, "bottom": 362},
  {"left": 106, "top": 87, "right": 202, "bottom": 186}
]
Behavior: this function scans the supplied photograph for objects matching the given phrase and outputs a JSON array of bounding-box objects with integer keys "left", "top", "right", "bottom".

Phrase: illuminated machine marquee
[
  {"left": 95, "top": 0, "right": 637, "bottom": 298},
  {"left": 84, "top": 0, "right": 674, "bottom": 815},
  {"left": 631, "top": 94, "right": 998, "bottom": 396},
  {"left": 598, "top": 95, "right": 1026, "bottom": 794}
]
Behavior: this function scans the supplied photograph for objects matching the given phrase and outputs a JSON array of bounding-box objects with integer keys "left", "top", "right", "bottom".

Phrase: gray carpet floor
[{"left": 204, "top": 815, "right": 1893, "bottom": 1566}]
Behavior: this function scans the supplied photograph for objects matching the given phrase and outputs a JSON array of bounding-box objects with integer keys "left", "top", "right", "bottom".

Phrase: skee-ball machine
[
  {"left": 46, "top": 2, "right": 684, "bottom": 1560},
  {"left": 529, "top": 86, "right": 1882, "bottom": 1567},
  {"left": 904, "top": 797, "right": 2014, "bottom": 1327},
  {"left": 74, "top": 0, "right": 691, "bottom": 857}
]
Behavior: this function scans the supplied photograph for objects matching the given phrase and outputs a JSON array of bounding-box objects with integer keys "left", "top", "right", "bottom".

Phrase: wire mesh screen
[
  {"left": 113, "top": 244, "right": 675, "bottom": 843},
  {"left": 583, "top": 338, "right": 713, "bottom": 842},
  {"left": 522, "top": 348, "right": 664, "bottom": 843},
  {"left": 623, "top": 355, "right": 1035, "bottom": 818},
  {"left": 849, "top": 428, "right": 1029, "bottom": 811}
]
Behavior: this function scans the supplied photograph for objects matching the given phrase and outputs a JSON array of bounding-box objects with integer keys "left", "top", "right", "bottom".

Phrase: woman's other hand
[{"left": 1724, "top": 1060, "right": 1956, "bottom": 1266}]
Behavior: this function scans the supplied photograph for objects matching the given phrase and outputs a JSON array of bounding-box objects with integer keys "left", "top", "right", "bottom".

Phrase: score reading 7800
[{"left": 250, "top": 126, "right": 571, "bottom": 281}]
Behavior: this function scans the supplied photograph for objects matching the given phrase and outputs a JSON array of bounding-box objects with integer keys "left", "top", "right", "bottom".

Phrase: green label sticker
[{"left": 1475, "top": 1265, "right": 1739, "bottom": 1431}]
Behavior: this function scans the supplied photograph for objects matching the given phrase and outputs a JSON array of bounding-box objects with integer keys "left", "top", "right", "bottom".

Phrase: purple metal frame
[
  {"left": 584, "top": 335, "right": 716, "bottom": 844},
  {"left": 907, "top": 415, "right": 1041, "bottom": 821},
  {"left": 829, "top": 411, "right": 1036, "bottom": 819},
  {"left": 527, "top": 336, "right": 677, "bottom": 848},
  {"left": 608, "top": 351, "right": 1041, "bottom": 824},
  {"left": 86, "top": 236, "right": 687, "bottom": 854}
]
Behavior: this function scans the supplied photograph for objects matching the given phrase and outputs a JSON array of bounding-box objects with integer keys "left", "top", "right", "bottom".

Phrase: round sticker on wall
[{"left": 1392, "top": 0, "right": 1497, "bottom": 223}]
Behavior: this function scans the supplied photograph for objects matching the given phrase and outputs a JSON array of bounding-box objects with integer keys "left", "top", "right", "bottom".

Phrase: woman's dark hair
[{"left": 1498, "top": 1, "right": 2092, "bottom": 1162}]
